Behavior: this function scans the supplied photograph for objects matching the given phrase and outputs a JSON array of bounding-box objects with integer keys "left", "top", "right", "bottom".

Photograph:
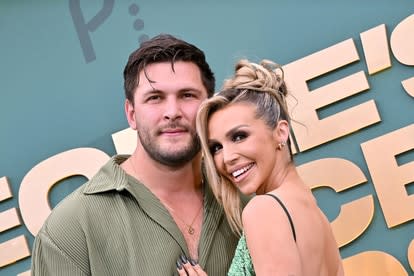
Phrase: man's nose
[{"left": 163, "top": 98, "right": 182, "bottom": 121}]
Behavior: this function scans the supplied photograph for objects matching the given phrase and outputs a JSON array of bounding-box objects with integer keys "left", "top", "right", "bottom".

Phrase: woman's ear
[
  {"left": 125, "top": 99, "right": 137, "bottom": 130},
  {"left": 273, "top": 120, "right": 290, "bottom": 143}
]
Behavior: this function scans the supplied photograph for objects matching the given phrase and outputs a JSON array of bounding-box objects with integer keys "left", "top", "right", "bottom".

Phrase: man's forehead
[{"left": 135, "top": 61, "right": 204, "bottom": 91}]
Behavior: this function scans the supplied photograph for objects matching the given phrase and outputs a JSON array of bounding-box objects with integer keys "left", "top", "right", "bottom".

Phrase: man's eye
[
  {"left": 183, "top": 93, "right": 196, "bottom": 98},
  {"left": 209, "top": 143, "right": 222, "bottom": 155},
  {"left": 147, "top": 95, "right": 161, "bottom": 102}
]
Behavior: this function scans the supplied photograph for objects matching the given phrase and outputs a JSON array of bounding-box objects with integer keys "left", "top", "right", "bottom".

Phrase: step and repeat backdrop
[{"left": 1, "top": 1, "right": 413, "bottom": 275}]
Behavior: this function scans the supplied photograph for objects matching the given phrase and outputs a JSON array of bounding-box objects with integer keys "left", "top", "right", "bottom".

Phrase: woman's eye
[
  {"left": 232, "top": 132, "right": 247, "bottom": 142},
  {"left": 209, "top": 143, "right": 222, "bottom": 154}
]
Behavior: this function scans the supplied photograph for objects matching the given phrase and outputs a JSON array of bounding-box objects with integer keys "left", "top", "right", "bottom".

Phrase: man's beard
[{"left": 138, "top": 126, "right": 201, "bottom": 168}]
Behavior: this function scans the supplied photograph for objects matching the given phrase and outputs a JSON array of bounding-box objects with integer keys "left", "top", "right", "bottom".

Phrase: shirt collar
[{"left": 83, "top": 155, "right": 130, "bottom": 194}]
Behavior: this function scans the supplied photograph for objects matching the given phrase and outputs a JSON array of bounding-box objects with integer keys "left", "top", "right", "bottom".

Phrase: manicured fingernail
[
  {"left": 189, "top": 259, "right": 198, "bottom": 266},
  {"left": 176, "top": 259, "right": 182, "bottom": 269},
  {"left": 180, "top": 255, "right": 188, "bottom": 264}
]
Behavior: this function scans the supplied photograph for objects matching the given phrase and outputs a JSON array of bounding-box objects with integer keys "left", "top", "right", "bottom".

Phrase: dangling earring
[{"left": 278, "top": 141, "right": 286, "bottom": 150}]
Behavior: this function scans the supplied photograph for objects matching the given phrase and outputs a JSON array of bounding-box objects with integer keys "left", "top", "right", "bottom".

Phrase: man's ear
[
  {"left": 125, "top": 99, "right": 137, "bottom": 130},
  {"left": 273, "top": 120, "right": 290, "bottom": 143}
]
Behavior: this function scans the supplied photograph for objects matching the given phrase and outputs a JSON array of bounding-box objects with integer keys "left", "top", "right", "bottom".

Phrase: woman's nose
[{"left": 222, "top": 146, "right": 238, "bottom": 165}]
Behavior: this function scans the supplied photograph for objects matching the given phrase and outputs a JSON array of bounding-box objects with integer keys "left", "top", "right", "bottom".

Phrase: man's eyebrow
[
  {"left": 142, "top": 89, "right": 162, "bottom": 96},
  {"left": 179, "top": 89, "right": 205, "bottom": 96}
]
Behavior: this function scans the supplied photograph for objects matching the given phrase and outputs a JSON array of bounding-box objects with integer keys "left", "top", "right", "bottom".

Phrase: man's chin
[
  {"left": 158, "top": 151, "right": 198, "bottom": 167},
  {"left": 160, "top": 137, "right": 192, "bottom": 149},
  {"left": 161, "top": 147, "right": 194, "bottom": 159}
]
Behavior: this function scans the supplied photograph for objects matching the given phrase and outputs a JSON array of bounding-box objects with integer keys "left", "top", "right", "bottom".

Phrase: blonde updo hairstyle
[{"left": 196, "top": 59, "right": 291, "bottom": 234}]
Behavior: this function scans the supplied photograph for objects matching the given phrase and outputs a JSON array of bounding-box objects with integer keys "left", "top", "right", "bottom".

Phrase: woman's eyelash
[
  {"left": 232, "top": 131, "right": 248, "bottom": 141},
  {"left": 209, "top": 143, "right": 222, "bottom": 154}
]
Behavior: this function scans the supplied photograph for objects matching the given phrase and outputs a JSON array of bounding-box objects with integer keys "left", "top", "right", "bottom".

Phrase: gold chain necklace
[{"left": 163, "top": 199, "right": 203, "bottom": 235}]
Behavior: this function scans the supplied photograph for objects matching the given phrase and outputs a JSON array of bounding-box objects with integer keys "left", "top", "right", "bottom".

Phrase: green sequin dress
[{"left": 227, "top": 234, "right": 255, "bottom": 275}]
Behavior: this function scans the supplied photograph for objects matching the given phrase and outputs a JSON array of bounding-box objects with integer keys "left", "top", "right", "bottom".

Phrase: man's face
[{"left": 126, "top": 61, "right": 208, "bottom": 167}]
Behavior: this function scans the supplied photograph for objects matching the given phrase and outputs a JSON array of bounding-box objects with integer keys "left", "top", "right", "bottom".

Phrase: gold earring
[{"left": 278, "top": 141, "right": 286, "bottom": 150}]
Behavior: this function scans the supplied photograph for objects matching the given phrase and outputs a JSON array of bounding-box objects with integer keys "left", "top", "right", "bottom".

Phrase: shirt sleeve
[{"left": 31, "top": 229, "right": 88, "bottom": 276}]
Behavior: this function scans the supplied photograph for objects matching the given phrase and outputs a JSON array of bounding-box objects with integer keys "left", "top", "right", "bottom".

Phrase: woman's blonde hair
[{"left": 196, "top": 59, "right": 291, "bottom": 235}]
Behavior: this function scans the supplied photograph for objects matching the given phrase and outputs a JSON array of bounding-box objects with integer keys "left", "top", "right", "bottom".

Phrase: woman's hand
[{"left": 176, "top": 255, "right": 207, "bottom": 276}]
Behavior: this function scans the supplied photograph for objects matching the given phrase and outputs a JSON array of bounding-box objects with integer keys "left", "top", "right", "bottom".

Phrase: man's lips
[{"left": 159, "top": 128, "right": 187, "bottom": 136}]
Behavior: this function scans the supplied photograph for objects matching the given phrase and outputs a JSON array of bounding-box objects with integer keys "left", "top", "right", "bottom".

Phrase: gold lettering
[
  {"left": 0, "top": 236, "right": 30, "bottom": 268},
  {"left": 408, "top": 239, "right": 414, "bottom": 272},
  {"left": 343, "top": 251, "right": 408, "bottom": 275},
  {"left": 391, "top": 14, "right": 414, "bottom": 97},
  {"left": 283, "top": 39, "right": 380, "bottom": 151},
  {"left": 0, "top": 208, "right": 21, "bottom": 232},
  {"left": 0, "top": 176, "right": 12, "bottom": 201},
  {"left": 0, "top": 177, "right": 31, "bottom": 267},
  {"left": 18, "top": 148, "right": 110, "bottom": 235},
  {"left": 402, "top": 78, "right": 414, "bottom": 98},
  {"left": 390, "top": 14, "right": 414, "bottom": 66},
  {"left": 361, "top": 124, "right": 414, "bottom": 228},
  {"left": 112, "top": 127, "right": 136, "bottom": 154},
  {"left": 297, "top": 158, "right": 374, "bottom": 247},
  {"left": 360, "top": 24, "right": 391, "bottom": 75}
]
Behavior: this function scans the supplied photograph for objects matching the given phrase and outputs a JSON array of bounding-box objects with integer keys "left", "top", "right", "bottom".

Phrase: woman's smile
[{"left": 230, "top": 163, "right": 255, "bottom": 183}]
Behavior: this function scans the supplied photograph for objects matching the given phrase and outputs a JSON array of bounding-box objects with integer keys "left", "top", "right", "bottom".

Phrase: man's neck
[{"left": 121, "top": 149, "right": 203, "bottom": 196}]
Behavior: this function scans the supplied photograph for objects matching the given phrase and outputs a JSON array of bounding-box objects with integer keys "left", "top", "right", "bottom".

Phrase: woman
[{"left": 177, "top": 59, "right": 344, "bottom": 275}]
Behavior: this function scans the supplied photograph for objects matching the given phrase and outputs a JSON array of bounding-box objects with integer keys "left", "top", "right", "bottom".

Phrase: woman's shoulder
[
  {"left": 242, "top": 193, "right": 298, "bottom": 239},
  {"left": 242, "top": 194, "right": 271, "bottom": 216},
  {"left": 242, "top": 193, "right": 287, "bottom": 224}
]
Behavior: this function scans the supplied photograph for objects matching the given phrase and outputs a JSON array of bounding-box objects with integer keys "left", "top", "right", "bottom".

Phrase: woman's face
[{"left": 207, "top": 102, "right": 280, "bottom": 195}]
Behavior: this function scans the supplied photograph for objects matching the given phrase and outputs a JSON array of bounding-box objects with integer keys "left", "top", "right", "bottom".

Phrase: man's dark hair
[{"left": 123, "top": 34, "right": 215, "bottom": 103}]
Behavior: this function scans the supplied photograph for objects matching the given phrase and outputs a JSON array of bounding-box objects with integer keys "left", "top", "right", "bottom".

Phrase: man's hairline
[{"left": 130, "top": 60, "right": 210, "bottom": 102}]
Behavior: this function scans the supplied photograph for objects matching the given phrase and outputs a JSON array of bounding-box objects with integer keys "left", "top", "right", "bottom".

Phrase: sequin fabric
[{"left": 228, "top": 234, "right": 255, "bottom": 275}]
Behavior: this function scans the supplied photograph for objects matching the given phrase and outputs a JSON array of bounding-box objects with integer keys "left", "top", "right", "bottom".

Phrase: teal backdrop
[{"left": 1, "top": 1, "right": 413, "bottom": 275}]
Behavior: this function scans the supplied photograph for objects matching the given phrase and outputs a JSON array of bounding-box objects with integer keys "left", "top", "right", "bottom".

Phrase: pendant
[{"left": 188, "top": 226, "right": 195, "bottom": 235}]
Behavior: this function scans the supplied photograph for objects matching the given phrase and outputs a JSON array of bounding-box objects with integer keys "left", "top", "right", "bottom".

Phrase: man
[{"left": 31, "top": 34, "right": 240, "bottom": 275}]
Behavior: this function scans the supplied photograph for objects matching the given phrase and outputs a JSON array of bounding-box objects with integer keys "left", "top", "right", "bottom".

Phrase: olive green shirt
[{"left": 31, "top": 155, "right": 239, "bottom": 275}]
